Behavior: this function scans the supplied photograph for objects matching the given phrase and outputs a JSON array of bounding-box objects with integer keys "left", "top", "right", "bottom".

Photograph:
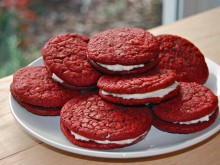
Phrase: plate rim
[{"left": 9, "top": 57, "right": 220, "bottom": 159}]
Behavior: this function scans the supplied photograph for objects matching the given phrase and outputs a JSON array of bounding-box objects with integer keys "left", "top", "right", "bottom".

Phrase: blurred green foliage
[
  {"left": 0, "top": 9, "right": 27, "bottom": 77},
  {"left": 0, "top": 0, "right": 37, "bottom": 78}
]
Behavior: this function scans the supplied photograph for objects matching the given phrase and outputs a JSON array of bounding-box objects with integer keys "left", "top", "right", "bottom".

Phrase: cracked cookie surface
[
  {"left": 42, "top": 33, "right": 101, "bottom": 87},
  {"left": 60, "top": 93, "right": 152, "bottom": 149},
  {"left": 88, "top": 28, "right": 159, "bottom": 65},
  {"left": 98, "top": 69, "right": 176, "bottom": 93},
  {"left": 87, "top": 28, "right": 159, "bottom": 75},
  {"left": 156, "top": 34, "right": 209, "bottom": 84},
  {"left": 153, "top": 82, "right": 218, "bottom": 122},
  {"left": 11, "top": 66, "right": 79, "bottom": 107},
  {"left": 97, "top": 69, "right": 179, "bottom": 105}
]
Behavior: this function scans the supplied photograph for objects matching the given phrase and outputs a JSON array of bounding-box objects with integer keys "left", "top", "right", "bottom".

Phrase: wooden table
[{"left": 1, "top": 7, "right": 220, "bottom": 165}]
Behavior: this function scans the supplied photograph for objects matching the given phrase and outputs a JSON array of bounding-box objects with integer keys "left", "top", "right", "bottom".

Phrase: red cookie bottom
[
  {"left": 60, "top": 81, "right": 97, "bottom": 90},
  {"left": 12, "top": 93, "right": 61, "bottom": 116},
  {"left": 153, "top": 107, "right": 219, "bottom": 134},
  {"left": 60, "top": 122, "right": 147, "bottom": 149},
  {"left": 99, "top": 85, "right": 179, "bottom": 105},
  {"left": 89, "top": 56, "right": 159, "bottom": 76}
]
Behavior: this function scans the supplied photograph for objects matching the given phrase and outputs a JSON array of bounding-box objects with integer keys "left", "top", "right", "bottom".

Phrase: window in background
[
  {"left": 30, "top": 0, "right": 162, "bottom": 49},
  {"left": 162, "top": 0, "right": 220, "bottom": 25}
]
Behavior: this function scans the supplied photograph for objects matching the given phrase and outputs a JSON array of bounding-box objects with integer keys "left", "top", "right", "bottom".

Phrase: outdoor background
[{"left": 0, "top": 0, "right": 162, "bottom": 78}]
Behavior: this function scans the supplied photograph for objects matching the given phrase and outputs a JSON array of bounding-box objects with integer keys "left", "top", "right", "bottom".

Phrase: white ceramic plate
[{"left": 9, "top": 57, "right": 220, "bottom": 158}]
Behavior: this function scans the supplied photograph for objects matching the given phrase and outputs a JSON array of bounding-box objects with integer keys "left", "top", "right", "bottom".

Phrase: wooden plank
[{"left": 0, "top": 112, "right": 41, "bottom": 160}]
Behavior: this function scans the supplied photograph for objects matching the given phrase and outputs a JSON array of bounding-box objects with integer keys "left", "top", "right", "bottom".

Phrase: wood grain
[{"left": 1, "top": 7, "right": 220, "bottom": 165}]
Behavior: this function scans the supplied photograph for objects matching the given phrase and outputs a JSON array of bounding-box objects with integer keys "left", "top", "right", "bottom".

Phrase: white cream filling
[
  {"left": 52, "top": 73, "right": 64, "bottom": 83},
  {"left": 101, "top": 81, "right": 178, "bottom": 99},
  {"left": 175, "top": 111, "right": 215, "bottom": 125},
  {"left": 70, "top": 131, "right": 147, "bottom": 145},
  {"left": 96, "top": 62, "right": 145, "bottom": 71}
]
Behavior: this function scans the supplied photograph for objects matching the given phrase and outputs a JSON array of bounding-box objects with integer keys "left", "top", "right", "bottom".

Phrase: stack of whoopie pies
[{"left": 10, "top": 28, "right": 218, "bottom": 150}]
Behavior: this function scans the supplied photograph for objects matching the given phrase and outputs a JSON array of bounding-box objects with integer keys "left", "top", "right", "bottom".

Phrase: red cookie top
[
  {"left": 42, "top": 33, "right": 101, "bottom": 87},
  {"left": 60, "top": 93, "right": 152, "bottom": 141},
  {"left": 153, "top": 82, "right": 218, "bottom": 122},
  {"left": 87, "top": 28, "right": 159, "bottom": 65},
  {"left": 11, "top": 66, "right": 79, "bottom": 107},
  {"left": 156, "top": 34, "right": 209, "bottom": 84},
  {"left": 97, "top": 69, "right": 177, "bottom": 94}
]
